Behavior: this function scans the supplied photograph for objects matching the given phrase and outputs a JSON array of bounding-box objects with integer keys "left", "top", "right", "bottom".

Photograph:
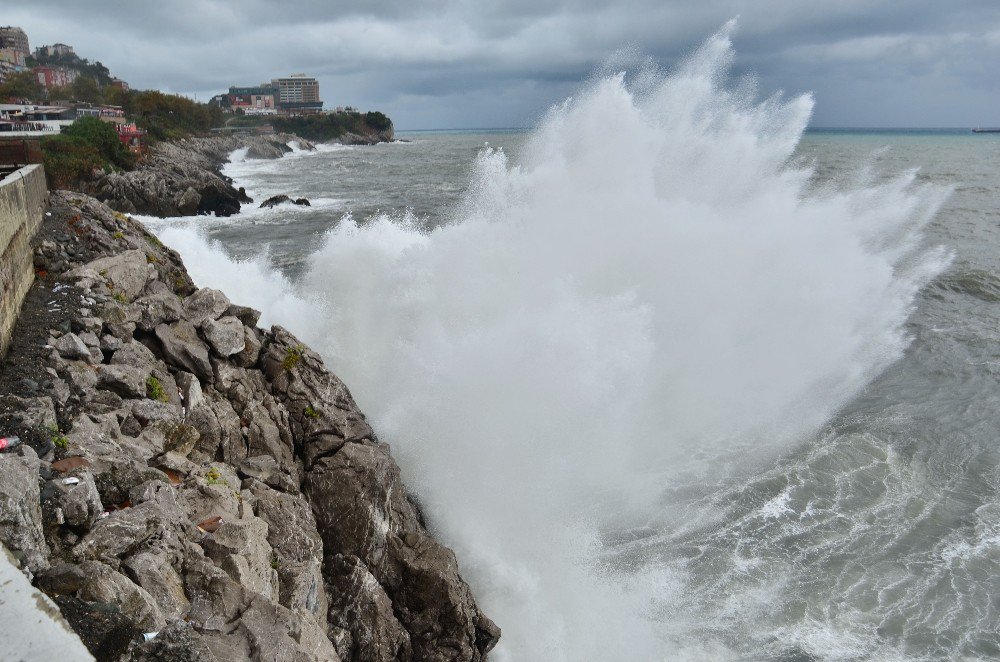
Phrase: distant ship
[{"left": 972, "top": 127, "right": 1000, "bottom": 133}]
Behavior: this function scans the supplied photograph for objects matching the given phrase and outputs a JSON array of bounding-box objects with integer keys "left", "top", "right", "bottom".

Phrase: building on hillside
[
  {"left": 36, "top": 43, "right": 74, "bottom": 58},
  {"left": 0, "top": 48, "right": 26, "bottom": 68},
  {"left": 270, "top": 74, "right": 322, "bottom": 113},
  {"left": 110, "top": 77, "right": 129, "bottom": 91},
  {"left": 225, "top": 85, "right": 276, "bottom": 113},
  {"left": 0, "top": 27, "right": 29, "bottom": 56},
  {"left": 115, "top": 121, "right": 146, "bottom": 153},
  {"left": 34, "top": 66, "right": 79, "bottom": 89}
]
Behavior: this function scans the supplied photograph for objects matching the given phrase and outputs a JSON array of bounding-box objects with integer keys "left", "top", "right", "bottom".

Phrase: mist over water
[{"left": 153, "top": 24, "right": 967, "bottom": 660}]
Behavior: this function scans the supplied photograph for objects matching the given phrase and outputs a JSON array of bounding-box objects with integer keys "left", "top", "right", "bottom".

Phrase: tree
[
  {"left": 70, "top": 75, "right": 102, "bottom": 103},
  {"left": 0, "top": 71, "right": 42, "bottom": 102},
  {"left": 62, "top": 116, "right": 134, "bottom": 170}
]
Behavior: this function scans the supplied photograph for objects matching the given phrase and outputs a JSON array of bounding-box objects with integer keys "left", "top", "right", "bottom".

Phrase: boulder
[
  {"left": 123, "top": 552, "right": 190, "bottom": 621},
  {"left": 262, "top": 326, "right": 374, "bottom": 468},
  {"left": 184, "top": 288, "right": 231, "bottom": 326},
  {"left": 97, "top": 363, "right": 148, "bottom": 399},
  {"left": 308, "top": 442, "right": 500, "bottom": 661},
  {"left": 0, "top": 447, "right": 50, "bottom": 574},
  {"left": 53, "top": 333, "right": 92, "bottom": 361},
  {"left": 77, "top": 560, "right": 166, "bottom": 631},
  {"left": 259, "top": 194, "right": 311, "bottom": 209},
  {"left": 67, "top": 250, "right": 149, "bottom": 301},
  {"left": 155, "top": 320, "right": 213, "bottom": 382},
  {"left": 176, "top": 186, "right": 202, "bottom": 215},
  {"left": 133, "top": 291, "right": 185, "bottom": 331},
  {"left": 202, "top": 316, "right": 246, "bottom": 357},
  {"left": 249, "top": 483, "right": 327, "bottom": 620}
]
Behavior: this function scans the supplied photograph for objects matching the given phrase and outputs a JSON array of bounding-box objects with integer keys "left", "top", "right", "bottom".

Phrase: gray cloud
[{"left": 9, "top": 1, "right": 1000, "bottom": 128}]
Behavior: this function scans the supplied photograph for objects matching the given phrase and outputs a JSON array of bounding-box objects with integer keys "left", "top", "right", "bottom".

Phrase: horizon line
[{"left": 396, "top": 125, "right": 988, "bottom": 133}]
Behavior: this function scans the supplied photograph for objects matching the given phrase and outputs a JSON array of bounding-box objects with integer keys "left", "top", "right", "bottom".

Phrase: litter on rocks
[{"left": 61, "top": 477, "right": 80, "bottom": 485}]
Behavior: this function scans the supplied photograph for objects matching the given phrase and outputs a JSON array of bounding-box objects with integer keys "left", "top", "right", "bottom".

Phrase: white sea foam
[{"left": 153, "top": 22, "right": 949, "bottom": 660}]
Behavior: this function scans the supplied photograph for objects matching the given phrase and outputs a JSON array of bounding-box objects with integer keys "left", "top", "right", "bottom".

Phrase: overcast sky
[{"left": 9, "top": 1, "right": 1000, "bottom": 129}]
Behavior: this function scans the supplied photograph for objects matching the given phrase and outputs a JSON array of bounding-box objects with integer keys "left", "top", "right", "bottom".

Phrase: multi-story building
[
  {"left": 0, "top": 48, "right": 26, "bottom": 68},
  {"left": 0, "top": 27, "right": 29, "bottom": 56},
  {"left": 110, "top": 78, "right": 129, "bottom": 91},
  {"left": 34, "top": 66, "right": 79, "bottom": 89},
  {"left": 226, "top": 85, "right": 277, "bottom": 113},
  {"left": 36, "top": 43, "right": 74, "bottom": 58},
  {"left": 270, "top": 74, "right": 322, "bottom": 113}
]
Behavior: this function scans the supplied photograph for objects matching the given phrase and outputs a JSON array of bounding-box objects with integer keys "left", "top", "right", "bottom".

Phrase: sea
[{"left": 140, "top": 32, "right": 1000, "bottom": 662}]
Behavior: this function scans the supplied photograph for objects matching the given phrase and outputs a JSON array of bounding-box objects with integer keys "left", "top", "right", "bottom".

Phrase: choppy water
[{"left": 143, "top": 28, "right": 1000, "bottom": 661}]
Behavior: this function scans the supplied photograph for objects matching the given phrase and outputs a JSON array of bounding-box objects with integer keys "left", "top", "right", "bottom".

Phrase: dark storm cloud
[{"left": 9, "top": 1, "right": 1000, "bottom": 128}]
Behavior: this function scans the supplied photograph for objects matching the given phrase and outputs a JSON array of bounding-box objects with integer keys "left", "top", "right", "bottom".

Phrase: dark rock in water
[
  {"left": 260, "top": 194, "right": 311, "bottom": 209},
  {"left": 260, "top": 194, "right": 291, "bottom": 209}
]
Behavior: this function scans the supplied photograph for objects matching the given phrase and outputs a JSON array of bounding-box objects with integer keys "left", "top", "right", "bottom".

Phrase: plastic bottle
[{"left": 0, "top": 436, "right": 23, "bottom": 452}]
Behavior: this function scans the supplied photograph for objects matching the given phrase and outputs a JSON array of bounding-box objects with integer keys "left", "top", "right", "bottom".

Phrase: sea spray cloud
[{"left": 158, "top": 24, "right": 949, "bottom": 660}]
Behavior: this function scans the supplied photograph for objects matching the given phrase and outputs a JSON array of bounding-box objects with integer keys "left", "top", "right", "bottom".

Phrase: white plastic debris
[
  {"left": 61, "top": 477, "right": 80, "bottom": 485},
  {"left": 142, "top": 632, "right": 159, "bottom": 642}
]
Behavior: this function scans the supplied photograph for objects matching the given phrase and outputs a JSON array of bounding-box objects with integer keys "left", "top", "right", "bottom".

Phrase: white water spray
[{"left": 159, "top": 23, "right": 948, "bottom": 659}]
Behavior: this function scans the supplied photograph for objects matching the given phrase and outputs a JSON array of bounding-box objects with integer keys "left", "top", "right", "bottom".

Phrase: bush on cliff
[
  {"left": 39, "top": 135, "right": 104, "bottom": 189},
  {"left": 117, "top": 90, "right": 224, "bottom": 142},
  {"left": 41, "top": 117, "right": 134, "bottom": 188},
  {"left": 62, "top": 117, "right": 135, "bottom": 170},
  {"left": 268, "top": 110, "right": 393, "bottom": 142}
]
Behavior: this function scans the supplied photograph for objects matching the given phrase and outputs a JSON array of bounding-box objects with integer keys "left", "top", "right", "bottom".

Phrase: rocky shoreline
[
  {"left": 0, "top": 174, "right": 499, "bottom": 657},
  {"left": 90, "top": 133, "right": 317, "bottom": 218}
]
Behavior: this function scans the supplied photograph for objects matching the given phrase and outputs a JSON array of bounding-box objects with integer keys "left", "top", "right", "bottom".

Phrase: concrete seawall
[{"left": 0, "top": 164, "right": 47, "bottom": 357}]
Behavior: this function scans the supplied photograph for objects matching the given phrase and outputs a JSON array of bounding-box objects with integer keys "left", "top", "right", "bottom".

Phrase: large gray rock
[
  {"left": 201, "top": 516, "right": 279, "bottom": 603},
  {"left": 51, "top": 469, "right": 104, "bottom": 530},
  {"left": 97, "top": 363, "right": 148, "bottom": 398},
  {"left": 53, "top": 332, "right": 92, "bottom": 361},
  {"left": 184, "top": 288, "right": 231, "bottom": 326},
  {"left": 308, "top": 442, "right": 500, "bottom": 661},
  {"left": 202, "top": 316, "right": 246, "bottom": 357},
  {"left": 123, "top": 551, "right": 190, "bottom": 621},
  {"left": 133, "top": 291, "right": 185, "bottom": 331},
  {"left": 325, "top": 554, "right": 410, "bottom": 662},
  {"left": 67, "top": 249, "right": 149, "bottom": 301},
  {"left": 262, "top": 326, "right": 374, "bottom": 468},
  {"left": 156, "top": 320, "right": 213, "bottom": 382},
  {"left": 176, "top": 186, "right": 202, "bottom": 215},
  {"left": 0, "top": 447, "right": 50, "bottom": 574},
  {"left": 250, "top": 483, "right": 328, "bottom": 621},
  {"left": 77, "top": 560, "right": 166, "bottom": 631},
  {"left": 183, "top": 546, "right": 341, "bottom": 661}
]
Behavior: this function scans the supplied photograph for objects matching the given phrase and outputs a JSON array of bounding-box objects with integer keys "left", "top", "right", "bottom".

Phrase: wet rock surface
[
  {"left": 0, "top": 191, "right": 499, "bottom": 661},
  {"left": 260, "top": 194, "right": 312, "bottom": 209},
  {"left": 90, "top": 134, "right": 316, "bottom": 218}
]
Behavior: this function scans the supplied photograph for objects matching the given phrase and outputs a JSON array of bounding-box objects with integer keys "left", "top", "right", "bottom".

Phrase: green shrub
[
  {"left": 62, "top": 116, "right": 134, "bottom": 170},
  {"left": 282, "top": 345, "right": 305, "bottom": 372},
  {"left": 270, "top": 110, "right": 393, "bottom": 142},
  {"left": 146, "top": 375, "right": 168, "bottom": 402},
  {"left": 40, "top": 135, "right": 104, "bottom": 189}
]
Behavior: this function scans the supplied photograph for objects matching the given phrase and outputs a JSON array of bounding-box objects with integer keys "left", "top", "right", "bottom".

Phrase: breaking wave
[{"left": 156, "top": 22, "right": 949, "bottom": 660}]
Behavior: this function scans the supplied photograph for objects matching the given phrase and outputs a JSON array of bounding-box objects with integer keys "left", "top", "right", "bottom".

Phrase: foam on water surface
[{"left": 150, "top": 23, "right": 955, "bottom": 660}]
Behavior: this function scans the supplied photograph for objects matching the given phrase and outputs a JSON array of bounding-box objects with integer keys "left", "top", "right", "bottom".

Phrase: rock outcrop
[
  {"left": 91, "top": 134, "right": 315, "bottom": 218},
  {"left": 0, "top": 192, "right": 499, "bottom": 661},
  {"left": 260, "top": 194, "right": 311, "bottom": 209}
]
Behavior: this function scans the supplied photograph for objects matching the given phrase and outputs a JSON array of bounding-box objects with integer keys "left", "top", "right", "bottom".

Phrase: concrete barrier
[{"left": 0, "top": 164, "right": 47, "bottom": 358}]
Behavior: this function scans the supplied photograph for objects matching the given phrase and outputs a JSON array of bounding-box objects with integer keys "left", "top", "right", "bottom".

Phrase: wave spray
[{"left": 161, "top": 22, "right": 948, "bottom": 660}]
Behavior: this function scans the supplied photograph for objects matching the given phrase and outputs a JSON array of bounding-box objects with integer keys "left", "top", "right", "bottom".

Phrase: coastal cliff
[
  {"left": 0, "top": 189, "right": 499, "bottom": 660},
  {"left": 90, "top": 134, "right": 314, "bottom": 218}
]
